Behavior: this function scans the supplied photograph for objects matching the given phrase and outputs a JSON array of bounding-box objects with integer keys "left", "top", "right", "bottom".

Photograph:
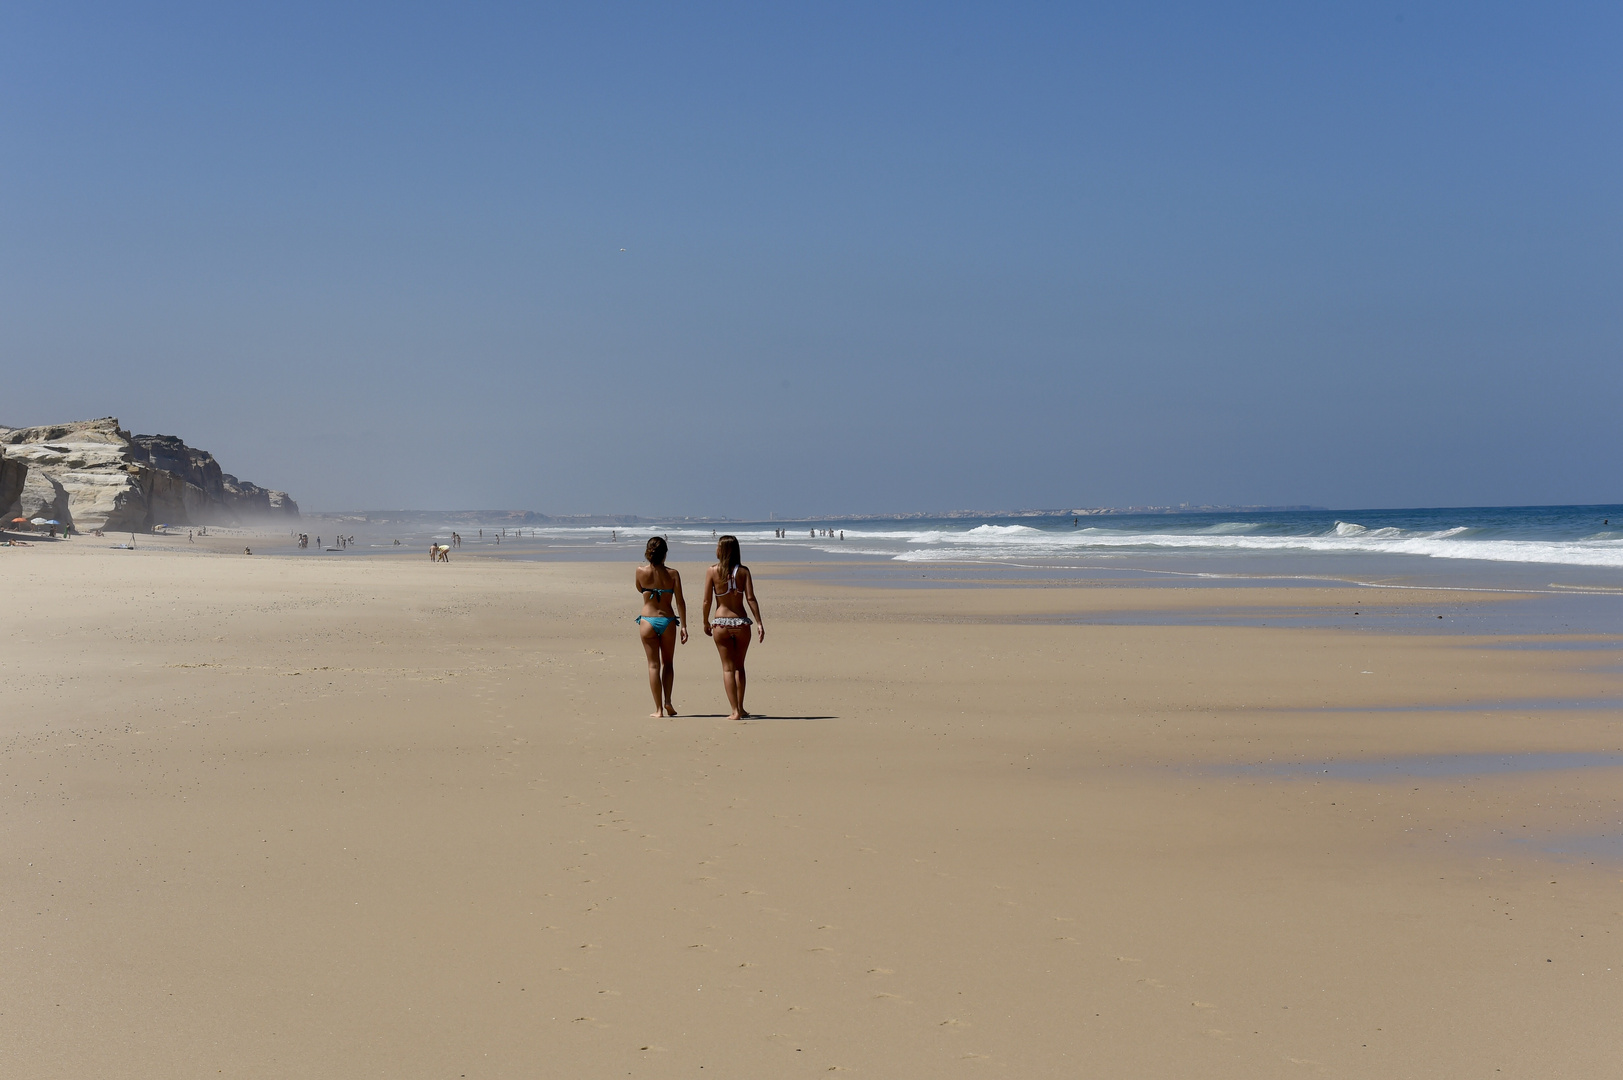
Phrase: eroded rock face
[
  {"left": 14, "top": 469, "right": 70, "bottom": 523},
  {"left": 0, "top": 453, "right": 26, "bottom": 520},
  {"left": 0, "top": 419, "right": 150, "bottom": 530},
  {"left": 0, "top": 417, "right": 299, "bottom": 530}
]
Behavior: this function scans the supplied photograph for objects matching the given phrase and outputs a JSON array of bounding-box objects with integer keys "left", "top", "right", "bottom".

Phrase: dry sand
[{"left": 3, "top": 541, "right": 1621, "bottom": 1077}]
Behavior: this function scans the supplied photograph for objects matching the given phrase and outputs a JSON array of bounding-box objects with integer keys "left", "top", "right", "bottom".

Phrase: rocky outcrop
[
  {"left": 131, "top": 434, "right": 298, "bottom": 525},
  {"left": 15, "top": 469, "right": 69, "bottom": 523},
  {"left": 0, "top": 419, "right": 151, "bottom": 530},
  {"left": 0, "top": 418, "right": 299, "bottom": 531},
  {"left": 0, "top": 453, "right": 26, "bottom": 520}
]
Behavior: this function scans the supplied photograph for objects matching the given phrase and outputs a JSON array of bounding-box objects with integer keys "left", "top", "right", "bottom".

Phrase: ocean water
[
  {"left": 307, "top": 504, "right": 1623, "bottom": 587},
  {"left": 659, "top": 505, "right": 1623, "bottom": 578}
]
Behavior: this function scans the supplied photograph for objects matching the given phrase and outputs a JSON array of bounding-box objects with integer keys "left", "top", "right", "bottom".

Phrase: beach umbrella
[
  {"left": 30, "top": 517, "right": 49, "bottom": 526},
  {"left": 9, "top": 517, "right": 26, "bottom": 524},
  {"left": 43, "top": 520, "right": 61, "bottom": 526}
]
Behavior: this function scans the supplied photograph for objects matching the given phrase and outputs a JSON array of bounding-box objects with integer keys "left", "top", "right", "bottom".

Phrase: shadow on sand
[{"left": 677, "top": 713, "right": 838, "bottom": 721}]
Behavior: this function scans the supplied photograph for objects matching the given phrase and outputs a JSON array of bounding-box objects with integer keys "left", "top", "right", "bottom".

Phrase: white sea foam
[
  {"left": 443, "top": 515, "right": 1623, "bottom": 573},
  {"left": 1195, "top": 522, "right": 1260, "bottom": 535},
  {"left": 842, "top": 525, "right": 1623, "bottom": 570}
]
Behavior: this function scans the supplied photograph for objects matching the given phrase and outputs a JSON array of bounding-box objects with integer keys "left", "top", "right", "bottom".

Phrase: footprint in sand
[
  {"left": 867, "top": 968, "right": 894, "bottom": 975},
  {"left": 1193, "top": 1001, "right": 1217, "bottom": 1009},
  {"left": 939, "top": 1019, "right": 969, "bottom": 1028}
]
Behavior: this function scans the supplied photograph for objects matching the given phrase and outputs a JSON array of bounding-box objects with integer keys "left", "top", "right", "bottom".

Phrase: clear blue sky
[{"left": 3, "top": 3, "right": 1618, "bottom": 515}]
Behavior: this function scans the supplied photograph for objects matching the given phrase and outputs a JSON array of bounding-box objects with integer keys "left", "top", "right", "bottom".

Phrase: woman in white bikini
[
  {"left": 635, "top": 536, "right": 687, "bottom": 718},
  {"left": 703, "top": 535, "right": 764, "bottom": 720}
]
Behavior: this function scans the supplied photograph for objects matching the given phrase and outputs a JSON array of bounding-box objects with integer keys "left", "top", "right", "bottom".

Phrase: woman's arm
[
  {"left": 742, "top": 567, "right": 764, "bottom": 642},
  {"left": 701, "top": 567, "right": 714, "bottom": 636},
  {"left": 672, "top": 569, "right": 689, "bottom": 644}
]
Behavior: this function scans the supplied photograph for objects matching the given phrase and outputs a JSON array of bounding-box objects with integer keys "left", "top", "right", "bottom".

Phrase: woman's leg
[
  {"left": 714, "top": 627, "right": 752, "bottom": 720},
  {"left": 714, "top": 628, "right": 739, "bottom": 717},
  {"left": 639, "top": 623, "right": 668, "bottom": 716},
  {"left": 659, "top": 625, "right": 678, "bottom": 714},
  {"left": 729, "top": 630, "right": 752, "bottom": 718}
]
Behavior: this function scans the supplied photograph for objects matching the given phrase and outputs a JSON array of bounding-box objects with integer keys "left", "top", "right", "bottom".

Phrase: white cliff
[{"left": 0, "top": 418, "right": 299, "bottom": 531}]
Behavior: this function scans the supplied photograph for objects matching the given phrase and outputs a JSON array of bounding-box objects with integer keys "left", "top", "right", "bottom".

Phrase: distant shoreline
[{"left": 303, "top": 504, "right": 1333, "bottom": 526}]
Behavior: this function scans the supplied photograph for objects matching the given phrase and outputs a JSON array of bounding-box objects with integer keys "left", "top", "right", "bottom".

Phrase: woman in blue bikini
[
  {"left": 635, "top": 536, "right": 688, "bottom": 717},
  {"left": 703, "top": 535, "right": 764, "bottom": 720}
]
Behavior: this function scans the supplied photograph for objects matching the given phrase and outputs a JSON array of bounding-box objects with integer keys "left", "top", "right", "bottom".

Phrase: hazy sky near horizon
[{"left": 3, "top": 3, "right": 1619, "bottom": 516}]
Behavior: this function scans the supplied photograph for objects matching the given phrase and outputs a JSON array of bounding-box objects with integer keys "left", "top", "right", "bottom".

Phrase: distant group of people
[
  {"left": 772, "top": 528, "right": 841, "bottom": 539},
  {"left": 635, "top": 535, "right": 764, "bottom": 721},
  {"left": 297, "top": 533, "right": 356, "bottom": 550}
]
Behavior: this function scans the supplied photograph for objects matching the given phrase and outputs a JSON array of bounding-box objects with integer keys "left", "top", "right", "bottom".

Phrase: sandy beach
[{"left": 3, "top": 541, "right": 1621, "bottom": 1078}]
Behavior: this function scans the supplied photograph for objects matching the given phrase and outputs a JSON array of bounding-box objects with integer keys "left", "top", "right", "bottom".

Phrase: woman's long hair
[
  {"left": 645, "top": 536, "right": 668, "bottom": 566},
  {"left": 715, "top": 534, "right": 741, "bottom": 579}
]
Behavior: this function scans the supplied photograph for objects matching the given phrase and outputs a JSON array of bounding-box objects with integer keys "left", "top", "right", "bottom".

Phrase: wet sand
[{"left": 3, "top": 543, "right": 1621, "bottom": 1077}]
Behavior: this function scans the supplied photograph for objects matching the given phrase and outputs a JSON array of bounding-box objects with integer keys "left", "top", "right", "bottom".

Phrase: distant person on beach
[
  {"left": 635, "top": 536, "right": 687, "bottom": 718},
  {"left": 704, "top": 535, "right": 764, "bottom": 721}
]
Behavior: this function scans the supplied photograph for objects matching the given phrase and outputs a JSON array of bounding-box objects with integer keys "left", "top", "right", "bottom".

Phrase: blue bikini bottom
[{"left": 637, "top": 615, "right": 679, "bottom": 635}]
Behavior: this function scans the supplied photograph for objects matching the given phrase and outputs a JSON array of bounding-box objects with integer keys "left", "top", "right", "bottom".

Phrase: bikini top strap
[{"left": 714, "top": 563, "right": 745, "bottom": 598}]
